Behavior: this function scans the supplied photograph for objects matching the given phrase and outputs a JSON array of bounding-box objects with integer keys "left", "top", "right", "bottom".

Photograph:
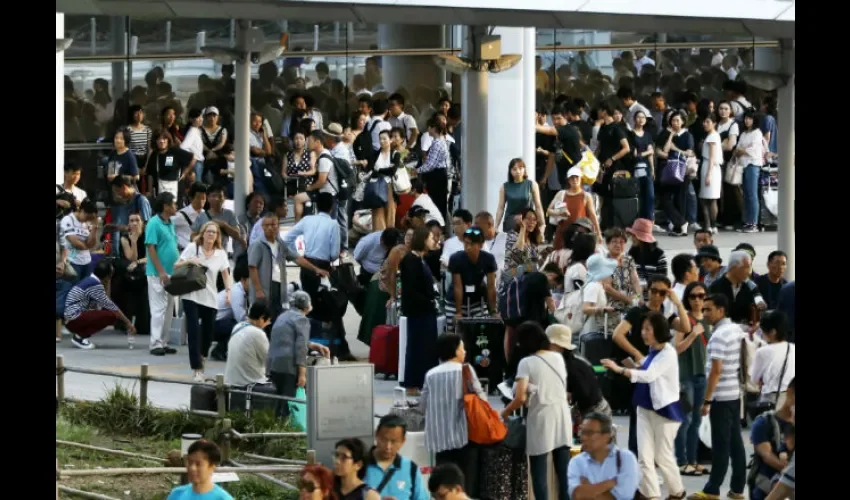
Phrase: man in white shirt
[
  {"left": 172, "top": 182, "right": 207, "bottom": 251},
  {"left": 368, "top": 98, "right": 393, "bottom": 152},
  {"left": 617, "top": 87, "right": 652, "bottom": 130},
  {"left": 410, "top": 179, "right": 446, "bottom": 228},
  {"left": 388, "top": 92, "right": 419, "bottom": 149},
  {"left": 210, "top": 264, "right": 250, "bottom": 361},
  {"left": 322, "top": 124, "right": 352, "bottom": 254},
  {"left": 224, "top": 301, "right": 272, "bottom": 387},
  {"left": 474, "top": 211, "right": 507, "bottom": 277},
  {"left": 57, "top": 163, "right": 88, "bottom": 205},
  {"left": 440, "top": 209, "right": 473, "bottom": 268},
  {"left": 180, "top": 108, "right": 205, "bottom": 181}
]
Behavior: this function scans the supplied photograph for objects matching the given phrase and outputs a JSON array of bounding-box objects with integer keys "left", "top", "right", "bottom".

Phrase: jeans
[
  {"left": 637, "top": 173, "right": 656, "bottom": 220},
  {"left": 742, "top": 165, "right": 761, "bottom": 226},
  {"left": 703, "top": 399, "right": 747, "bottom": 495},
  {"left": 194, "top": 160, "right": 204, "bottom": 184},
  {"left": 675, "top": 374, "right": 707, "bottom": 465},
  {"left": 71, "top": 262, "right": 92, "bottom": 281},
  {"left": 332, "top": 198, "right": 349, "bottom": 251},
  {"left": 686, "top": 181, "right": 698, "bottom": 223},
  {"left": 528, "top": 446, "right": 571, "bottom": 500},
  {"left": 182, "top": 299, "right": 217, "bottom": 370}
]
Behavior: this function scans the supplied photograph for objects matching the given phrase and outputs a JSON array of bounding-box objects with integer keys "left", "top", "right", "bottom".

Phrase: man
[
  {"left": 323, "top": 124, "right": 352, "bottom": 255},
  {"left": 668, "top": 253, "right": 699, "bottom": 306},
  {"left": 281, "top": 92, "right": 323, "bottom": 139},
  {"left": 235, "top": 192, "right": 264, "bottom": 261},
  {"left": 441, "top": 209, "right": 473, "bottom": 275},
  {"left": 696, "top": 244, "right": 726, "bottom": 288},
  {"left": 64, "top": 260, "right": 136, "bottom": 350},
  {"left": 776, "top": 281, "right": 795, "bottom": 342},
  {"left": 108, "top": 176, "right": 152, "bottom": 256},
  {"left": 404, "top": 206, "right": 430, "bottom": 229},
  {"left": 689, "top": 294, "right": 747, "bottom": 500},
  {"left": 649, "top": 91, "right": 668, "bottom": 135},
  {"left": 534, "top": 104, "right": 557, "bottom": 209},
  {"left": 57, "top": 162, "right": 87, "bottom": 206},
  {"left": 428, "top": 464, "right": 471, "bottom": 500},
  {"left": 537, "top": 103, "right": 582, "bottom": 194},
  {"left": 749, "top": 378, "right": 795, "bottom": 500},
  {"left": 60, "top": 198, "right": 100, "bottom": 280},
  {"left": 223, "top": 301, "right": 272, "bottom": 387},
  {"left": 166, "top": 440, "right": 233, "bottom": 500},
  {"left": 708, "top": 250, "right": 766, "bottom": 324},
  {"left": 409, "top": 179, "right": 446, "bottom": 227},
  {"left": 694, "top": 228, "right": 713, "bottom": 251},
  {"left": 388, "top": 93, "right": 419, "bottom": 150},
  {"left": 354, "top": 228, "right": 401, "bottom": 287},
  {"left": 567, "top": 412, "right": 639, "bottom": 500},
  {"left": 755, "top": 251, "right": 788, "bottom": 310},
  {"left": 449, "top": 226, "right": 498, "bottom": 322},
  {"left": 474, "top": 211, "right": 507, "bottom": 278},
  {"left": 146, "top": 192, "right": 180, "bottom": 356},
  {"left": 548, "top": 326, "right": 611, "bottom": 417},
  {"left": 364, "top": 415, "right": 429, "bottom": 500},
  {"left": 595, "top": 102, "right": 632, "bottom": 229},
  {"left": 190, "top": 183, "right": 244, "bottom": 254},
  {"left": 210, "top": 262, "right": 250, "bottom": 361},
  {"left": 368, "top": 98, "right": 393, "bottom": 152},
  {"left": 249, "top": 195, "right": 288, "bottom": 245},
  {"left": 617, "top": 87, "right": 652, "bottom": 130},
  {"left": 765, "top": 454, "right": 795, "bottom": 500},
  {"left": 248, "top": 213, "right": 308, "bottom": 321},
  {"left": 173, "top": 182, "right": 207, "bottom": 252}
]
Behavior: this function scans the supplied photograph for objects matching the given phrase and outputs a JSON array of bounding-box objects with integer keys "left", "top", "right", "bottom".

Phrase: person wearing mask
[
  {"left": 567, "top": 412, "right": 639, "bottom": 500},
  {"left": 708, "top": 250, "right": 766, "bottom": 324},
  {"left": 209, "top": 263, "right": 250, "bottom": 361},
  {"left": 363, "top": 415, "right": 430, "bottom": 500},
  {"left": 145, "top": 192, "right": 179, "bottom": 356},
  {"left": 223, "top": 300, "right": 272, "bottom": 387},
  {"left": 688, "top": 294, "right": 747, "bottom": 500},
  {"left": 427, "top": 464, "right": 473, "bottom": 500},
  {"left": 332, "top": 438, "right": 381, "bottom": 500},
  {"left": 173, "top": 182, "right": 207, "bottom": 252},
  {"left": 755, "top": 251, "right": 788, "bottom": 310},
  {"left": 546, "top": 324, "right": 611, "bottom": 417}
]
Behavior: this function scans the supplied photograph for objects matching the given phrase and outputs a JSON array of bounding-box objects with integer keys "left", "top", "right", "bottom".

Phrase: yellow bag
[{"left": 578, "top": 150, "right": 600, "bottom": 185}]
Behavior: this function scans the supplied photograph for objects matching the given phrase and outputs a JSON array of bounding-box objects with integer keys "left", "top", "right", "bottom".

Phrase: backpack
[
  {"left": 355, "top": 119, "right": 380, "bottom": 165},
  {"left": 747, "top": 410, "right": 782, "bottom": 493},
  {"left": 319, "top": 152, "right": 355, "bottom": 201},
  {"left": 499, "top": 275, "right": 528, "bottom": 321},
  {"left": 554, "top": 283, "right": 587, "bottom": 334}
]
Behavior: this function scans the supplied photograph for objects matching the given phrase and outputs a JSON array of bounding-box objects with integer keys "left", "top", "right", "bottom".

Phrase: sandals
[
  {"left": 695, "top": 464, "right": 710, "bottom": 475},
  {"left": 667, "top": 492, "right": 687, "bottom": 500},
  {"left": 680, "top": 464, "right": 700, "bottom": 476}
]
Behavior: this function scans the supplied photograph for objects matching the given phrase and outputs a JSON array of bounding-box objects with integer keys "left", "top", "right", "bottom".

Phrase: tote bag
[
  {"left": 661, "top": 152, "right": 687, "bottom": 185},
  {"left": 363, "top": 176, "right": 389, "bottom": 209}
]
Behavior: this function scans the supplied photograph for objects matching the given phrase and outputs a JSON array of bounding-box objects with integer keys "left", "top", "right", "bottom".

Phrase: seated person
[
  {"left": 447, "top": 226, "right": 498, "bottom": 325},
  {"left": 223, "top": 300, "right": 272, "bottom": 387},
  {"left": 428, "top": 463, "right": 472, "bottom": 500},
  {"left": 63, "top": 259, "right": 136, "bottom": 350},
  {"left": 209, "top": 262, "right": 250, "bottom": 361},
  {"left": 749, "top": 378, "right": 795, "bottom": 500},
  {"left": 567, "top": 412, "right": 639, "bottom": 500},
  {"left": 167, "top": 439, "right": 233, "bottom": 500}
]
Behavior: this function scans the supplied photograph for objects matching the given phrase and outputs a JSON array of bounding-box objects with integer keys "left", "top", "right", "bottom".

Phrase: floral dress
[
  {"left": 498, "top": 230, "right": 539, "bottom": 297},
  {"left": 607, "top": 254, "right": 638, "bottom": 332}
]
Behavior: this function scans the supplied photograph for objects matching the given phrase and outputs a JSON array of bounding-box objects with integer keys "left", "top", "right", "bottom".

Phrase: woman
[
  {"left": 421, "top": 333, "right": 487, "bottom": 494},
  {"left": 632, "top": 110, "right": 656, "bottom": 220},
  {"left": 249, "top": 112, "right": 274, "bottom": 162},
  {"left": 127, "top": 105, "right": 152, "bottom": 193},
  {"left": 358, "top": 229, "right": 405, "bottom": 345},
  {"left": 655, "top": 111, "right": 694, "bottom": 236},
  {"left": 735, "top": 111, "right": 766, "bottom": 233},
  {"left": 675, "top": 281, "right": 711, "bottom": 477},
  {"left": 500, "top": 208, "right": 542, "bottom": 295},
  {"left": 716, "top": 101, "right": 741, "bottom": 229},
  {"left": 750, "top": 310, "right": 795, "bottom": 409},
  {"left": 118, "top": 212, "right": 149, "bottom": 342},
  {"left": 332, "top": 438, "right": 380, "bottom": 500},
  {"left": 370, "top": 130, "right": 401, "bottom": 230},
  {"left": 626, "top": 218, "right": 668, "bottom": 299},
  {"left": 106, "top": 127, "right": 140, "bottom": 183},
  {"left": 269, "top": 291, "right": 313, "bottom": 418},
  {"left": 546, "top": 218, "right": 595, "bottom": 273},
  {"left": 92, "top": 78, "right": 114, "bottom": 127},
  {"left": 580, "top": 254, "right": 618, "bottom": 337},
  {"left": 604, "top": 227, "right": 642, "bottom": 331},
  {"left": 501, "top": 322, "right": 572, "bottom": 500},
  {"left": 175, "top": 221, "right": 232, "bottom": 382},
  {"left": 504, "top": 264, "right": 563, "bottom": 376},
  {"left": 547, "top": 166, "right": 601, "bottom": 244},
  {"left": 416, "top": 117, "right": 452, "bottom": 225},
  {"left": 299, "top": 464, "right": 337, "bottom": 500},
  {"left": 399, "top": 226, "right": 440, "bottom": 393},
  {"left": 286, "top": 131, "right": 317, "bottom": 221},
  {"left": 699, "top": 113, "right": 722, "bottom": 233},
  {"left": 150, "top": 130, "right": 195, "bottom": 198},
  {"left": 160, "top": 106, "right": 183, "bottom": 143},
  {"left": 496, "top": 158, "right": 546, "bottom": 234},
  {"left": 201, "top": 107, "right": 228, "bottom": 172},
  {"left": 563, "top": 232, "right": 596, "bottom": 293},
  {"left": 602, "top": 312, "right": 687, "bottom": 500}
]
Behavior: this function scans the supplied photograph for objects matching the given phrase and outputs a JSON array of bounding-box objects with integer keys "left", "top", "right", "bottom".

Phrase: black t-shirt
[
  {"left": 153, "top": 147, "right": 194, "bottom": 181},
  {"left": 535, "top": 132, "right": 556, "bottom": 182},
  {"left": 556, "top": 125, "right": 582, "bottom": 182},
  {"left": 755, "top": 275, "right": 787, "bottom": 310},
  {"left": 597, "top": 122, "right": 629, "bottom": 181},
  {"left": 564, "top": 351, "right": 603, "bottom": 411},
  {"left": 572, "top": 121, "right": 593, "bottom": 151},
  {"left": 449, "top": 251, "right": 498, "bottom": 304},
  {"left": 620, "top": 305, "right": 678, "bottom": 357}
]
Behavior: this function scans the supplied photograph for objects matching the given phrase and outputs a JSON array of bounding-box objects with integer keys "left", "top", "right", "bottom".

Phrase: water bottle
[{"left": 127, "top": 332, "right": 135, "bottom": 350}]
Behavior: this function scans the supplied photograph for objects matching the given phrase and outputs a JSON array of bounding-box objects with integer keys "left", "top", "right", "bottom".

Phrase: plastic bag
[{"left": 288, "top": 387, "right": 307, "bottom": 432}]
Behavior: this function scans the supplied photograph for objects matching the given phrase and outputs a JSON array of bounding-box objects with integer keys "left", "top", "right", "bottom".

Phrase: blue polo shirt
[
  {"left": 363, "top": 452, "right": 429, "bottom": 500},
  {"left": 166, "top": 484, "right": 232, "bottom": 499},
  {"left": 145, "top": 214, "right": 179, "bottom": 276}
]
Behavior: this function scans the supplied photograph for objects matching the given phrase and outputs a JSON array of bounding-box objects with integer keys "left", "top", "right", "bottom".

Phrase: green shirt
[
  {"left": 679, "top": 316, "right": 711, "bottom": 379},
  {"left": 145, "top": 214, "right": 179, "bottom": 276}
]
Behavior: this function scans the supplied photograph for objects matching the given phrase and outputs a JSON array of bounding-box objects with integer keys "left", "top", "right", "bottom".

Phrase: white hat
[
  {"left": 567, "top": 166, "right": 582, "bottom": 179},
  {"left": 203, "top": 106, "right": 220, "bottom": 116},
  {"left": 546, "top": 324, "right": 576, "bottom": 350}
]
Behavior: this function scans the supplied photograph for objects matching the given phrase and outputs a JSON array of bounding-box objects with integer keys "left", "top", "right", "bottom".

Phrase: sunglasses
[
  {"left": 649, "top": 288, "right": 668, "bottom": 297},
  {"left": 688, "top": 293, "right": 706, "bottom": 300},
  {"left": 297, "top": 480, "right": 316, "bottom": 492},
  {"left": 464, "top": 228, "right": 482, "bottom": 235}
]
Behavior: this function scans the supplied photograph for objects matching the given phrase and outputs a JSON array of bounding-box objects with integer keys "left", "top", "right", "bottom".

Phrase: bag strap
[
  {"left": 374, "top": 463, "right": 397, "bottom": 494},
  {"left": 533, "top": 354, "right": 566, "bottom": 390},
  {"left": 179, "top": 211, "right": 193, "bottom": 226},
  {"left": 461, "top": 363, "right": 474, "bottom": 395},
  {"left": 773, "top": 343, "right": 791, "bottom": 397}
]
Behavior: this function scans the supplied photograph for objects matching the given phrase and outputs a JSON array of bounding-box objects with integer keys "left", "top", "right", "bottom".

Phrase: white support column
[
  {"left": 777, "top": 40, "right": 795, "bottom": 280},
  {"left": 521, "top": 27, "right": 536, "bottom": 175},
  {"left": 233, "top": 20, "right": 252, "bottom": 220},
  {"left": 56, "top": 12, "right": 65, "bottom": 184},
  {"left": 461, "top": 70, "right": 488, "bottom": 214}
]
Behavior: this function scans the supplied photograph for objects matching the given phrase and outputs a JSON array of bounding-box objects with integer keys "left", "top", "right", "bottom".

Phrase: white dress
[
  {"left": 516, "top": 351, "right": 572, "bottom": 456},
  {"left": 699, "top": 131, "right": 723, "bottom": 200}
]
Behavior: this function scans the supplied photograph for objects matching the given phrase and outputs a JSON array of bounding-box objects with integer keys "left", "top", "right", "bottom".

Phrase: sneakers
[
  {"left": 193, "top": 371, "right": 205, "bottom": 383},
  {"left": 71, "top": 335, "right": 94, "bottom": 350},
  {"left": 686, "top": 493, "right": 719, "bottom": 500},
  {"left": 691, "top": 222, "right": 703, "bottom": 232},
  {"left": 738, "top": 224, "right": 759, "bottom": 233},
  {"left": 150, "top": 347, "right": 166, "bottom": 356},
  {"left": 669, "top": 223, "right": 688, "bottom": 237}
]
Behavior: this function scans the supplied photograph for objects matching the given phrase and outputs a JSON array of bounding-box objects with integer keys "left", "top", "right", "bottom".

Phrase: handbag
[
  {"left": 362, "top": 176, "right": 389, "bottom": 209},
  {"left": 164, "top": 247, "right": 208, "bottom": 296},
  {"left": 661, "top": 152, "right": 687, "bottom": 185},
  {"left": 578, "top": 150, "right": 601, "bottom": 185},
  {"left": 503, "top": 416, "right": 527, "bottom": 450},
  {"left": 746, "top": 343, "right": 791, "bottom": 420},
  {"left": 392, "top": 165, "right": 412, "bottom": 194},
  {"left": 686, "top": 156, "right": 699, "bottom": 178},
  {"left": 288, "top": 387, "right": 307, "bottom": 431},
  {"left": 724, "top": 158, "right": 744, "bottom": 185},
  {"left": 461, "top": 364, "right": 507, "bottom": 445}
]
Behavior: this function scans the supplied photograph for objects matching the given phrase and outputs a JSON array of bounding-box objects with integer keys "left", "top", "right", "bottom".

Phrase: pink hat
[{"left": 626, "top": 218, "right": 656, "bottom": 243}]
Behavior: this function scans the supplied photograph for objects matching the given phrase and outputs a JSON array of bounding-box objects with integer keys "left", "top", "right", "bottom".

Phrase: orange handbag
[{"left": 462, "top": 364, "right": 507, "bottom": 445}]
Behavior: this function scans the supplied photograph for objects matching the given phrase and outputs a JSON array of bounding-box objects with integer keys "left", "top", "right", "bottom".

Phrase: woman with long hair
[
  {"left": 716, "top": 100, "right": 741, "bottom": 229},
  {"left": 357, "top": 229, "right": 405, "bottom": 345},
  {"left": 369, "top": 130, "right": 401, "bottom": 230},
  {"left": 632, "top": 110, "right": 656, "bottom": 220},
  {"left": 655, "top": 110, "right": 695, "bottom": 236},
  {"left": 496, "top": 158, "right": 546, "bottom": 234},
  {"left": 332, "top": 439, "right": 380, "bottom": 500},
  {"left": 734, "top": 111, "right": 766, "bottom": 233},
  {"left": 117, "top": 212, "right": 149, "bottom": 342},
  {"left": 174, "top": 221, "right": 232, "bottom": 381},
  {"left": 299, "top": 464, "right": 337, "bottom": 500},
  {"left": 285, "top": 130, "right": 317, "bottom": 221},
  {"left": 699, "top": 113, "right": 723, "bottom": 233}
]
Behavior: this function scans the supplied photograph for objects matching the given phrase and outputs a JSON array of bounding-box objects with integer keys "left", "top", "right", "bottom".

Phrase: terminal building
[{"left": 56, "top": 0, "right": 795, "bottom": 276}]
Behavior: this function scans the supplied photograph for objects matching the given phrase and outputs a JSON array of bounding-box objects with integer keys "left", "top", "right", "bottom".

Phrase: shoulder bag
[
  {"left": 724, "top": 157, "right": 744, "bottom": 185},
  {"left": 461, "top": 364, "right": 507, "bottom": 445},
  {"left": 363, "top": 176, "right": 389, "bottom": 209},
  {"left": 164, "top": 246, "right": 208, "bottom": 296},
  {"left": 746, "top": 343, "right": 791, "bottom": 420},
  {"left": 661, "top": 151, "right": 687, "bottom": 185}
]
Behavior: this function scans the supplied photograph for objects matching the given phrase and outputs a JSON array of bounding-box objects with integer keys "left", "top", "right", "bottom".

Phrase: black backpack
[
  {"left": 55, "top": 185, "right": 76, "bottom": 220},
  {"left": 355, "top": 119, "right": 381, "bottom": 165},
  {"left": 319, "top": 152, "right": 355, "bottom": 201}
]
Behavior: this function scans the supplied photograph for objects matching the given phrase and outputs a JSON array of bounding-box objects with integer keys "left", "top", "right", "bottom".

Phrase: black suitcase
[
  {"left": 228, "top": 383, "right": 278, "bottom": 417},
  {"left": 190, "top": 384, "right": 224, "bottom": 412},
  {"left": 479, "top": 444, "right": 528, "bottom": 500},
  {"left": 612, "top": 197, "right": 639, "bottom": 229},
  {"left": 579, "top": 332, "right": 613, "bottom": 366},
  {"left": 457, "top": 317, "right": 505, "bottom": 389}
]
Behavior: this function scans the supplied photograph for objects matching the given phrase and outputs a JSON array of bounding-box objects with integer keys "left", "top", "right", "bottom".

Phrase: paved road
[{"left": 58, "top": 230, "right": 770, "bottom": 496}]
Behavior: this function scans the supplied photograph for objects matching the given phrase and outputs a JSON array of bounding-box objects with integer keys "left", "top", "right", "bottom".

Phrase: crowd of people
[{"left": 57, "top": 44, "right": 795, "bottom": 500}]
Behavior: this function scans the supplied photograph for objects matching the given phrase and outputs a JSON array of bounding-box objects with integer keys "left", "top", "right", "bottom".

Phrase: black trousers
[
  {"left": 421, "top": 167, "right": 449, "bottom": 228},
  {"left": 661, "top": 181, "right": 688, "bottom": 228},
  {"left": 269, "top": 371, "right": 298, "bottom": 418},
  {"left": 182, "top": 300, "right": 216, "bottom": 370},
  {"left": 262, "top": 284, "right": 282, "bottom": 339},
  {"left": 302, "top": 257, "right": 352, "bottom": 356},
  {"left": 436, "top": 444, "right": 480, "bottom": 498}
]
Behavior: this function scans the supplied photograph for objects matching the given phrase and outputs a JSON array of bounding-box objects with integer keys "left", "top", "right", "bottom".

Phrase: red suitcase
[{"left": 370, "top": 325, "right": 400, "bottom": 379}]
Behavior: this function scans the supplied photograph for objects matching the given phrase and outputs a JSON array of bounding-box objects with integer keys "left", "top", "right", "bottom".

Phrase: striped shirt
[
  {"left": 420, "top": 362, "right": 484, "bottom": 454},
  {"left": 64, "top": 276, "right": 119, "bottom": 323},
  {"left": 705, "top": 318, "right": 745, "bottom": 402},
  {"left": 128, "top": 125, "right": 152, "bottom": 157}
]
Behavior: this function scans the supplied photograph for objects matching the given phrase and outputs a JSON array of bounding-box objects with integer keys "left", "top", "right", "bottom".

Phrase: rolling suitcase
[
  {"left": 612, "top": 197, "right": 639, "bottom": 229},
  {"left": 457, "top": 313, "right": 505, "bottom": 390},
  {"left": 190, "top": 384, "right": 224, "bottom": 412},
  {"left": 229, "top": 383, "right": 278, "bottom": 417},
  {"left": 578, "top": 313, "right": 613, "bottom": 366},
  {"left": 370, "top": 325, "right": 400, "bottom": 379}
]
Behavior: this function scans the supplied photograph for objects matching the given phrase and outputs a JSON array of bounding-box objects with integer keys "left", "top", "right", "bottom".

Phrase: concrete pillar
[
  {"left": 521, "top": 28, "right": 536, "bottom": 175},
  {"left": 110, "top": 17, "right": 127, "bottom": 98},
  {"left": 233, "top": 20, "right": 253, "bottom": 220},
  {"left": 377, "top": 24, "right": 445, "bottom": 93},
  {"left": 777, "top": 40, "right": 795, "bottom": 280},
  {"left": 57, "top": 12, "right": 64, "bottom": 184}
]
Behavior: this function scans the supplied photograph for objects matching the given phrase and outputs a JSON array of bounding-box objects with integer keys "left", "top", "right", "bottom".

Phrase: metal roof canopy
[{"left": 57, "top": 0, "right": 795, "bottom": 39}]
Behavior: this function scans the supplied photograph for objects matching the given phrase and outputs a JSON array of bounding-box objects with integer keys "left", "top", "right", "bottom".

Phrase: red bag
[
  {"left": 462, "top": 364, "right": 507, "bottom": 445},
  {"left": 370, "top": 325, "right": 399, "bottom": 378}
]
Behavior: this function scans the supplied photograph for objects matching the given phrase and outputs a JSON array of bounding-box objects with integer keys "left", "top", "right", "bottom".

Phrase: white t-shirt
[
  {"left": 317, "top": 153, "right": 337, "bottom": 195},
  {"left": 440, "top": 235, "right": 464, "bottom": 267},
  {"left": 56, "top": 184, "right": 87, "bottom": 204},
  {"left": 581, "top": 281, "right": 608, "bottom": 336},
  {"left": 411, "top": 194, "right": 446, "bottom": 227},
  {"left": 483, "top": 233, "right": 507, "bottom": 276},
  {"left": 702, "top": 131, "right": 723, "bottom": 166},
  {"left": 180, "top": 127, "right": 205, "bottom": 162},
  {"left": 224, "top": 322, "right": 270, "bottom": 386},
  {"left": 172, "top": 205, "right": 201, "bottom": 250},
  {"left": 179, "top": 243, "right": 230, "bottom": 309},
  {"left": 750, "top": 341, "right": 795, "bottom": 396},
  {"left": 388, "top": 113, "right": 418, "bottom": 144},
  {"left": 60, "top": 213, "right": 91, "bottom": 265},
  {"left": 269, "top": 241, "right": 282, "bottom": 283},
  {"left": 564, "top": 263, "right": 588, "bottom": 293}
]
